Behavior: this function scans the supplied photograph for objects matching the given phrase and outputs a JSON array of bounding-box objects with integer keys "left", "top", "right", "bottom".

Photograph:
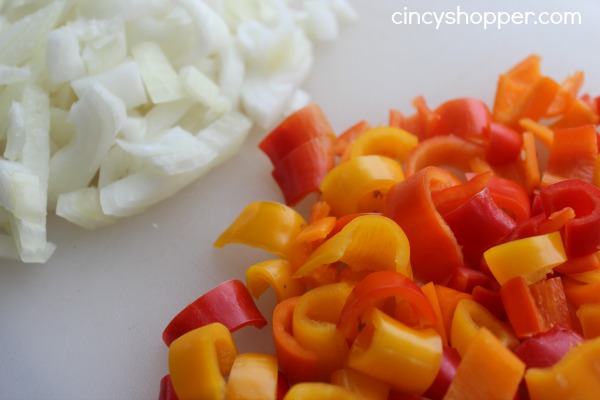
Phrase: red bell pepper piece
[
  {"left": 158, "top": 375, "right": 178, "bottom": 400},
  {"left": 433, "top": 171, "right": 491, "bottom": 216},
  {"left": 272, "top": 296, "right": 319, "bottom": 384},
  {"left": 385, "top": 166, "right": 464, "bottom": 283},
  {"left": 271, "top": 135, "right": 335, "bottom": 206},
  {"left": 259, "top": 103, "right": 334, "bottom": 166},
  {"left": 162, "top": 280, "right": 266, "bottom": 346},
  {"left": 337, "top": 270, "right": 438, "bottom": 341},
  {"left": 423, "top": 345, "right": 461, "bottom": 400},
  {"left": 513, "top": 325, "right": 584, "bottom": 369},
  {"left": 442, "top": 187, "right": 517, "bottom": 264},
  {"left": 472, "top": 285, "right": 506, "bottom": 321},
  {"left": 260, "top": 103, "right": 336, "bottom": 206},
  {"left": 485, "top": 174, "right": 531, "bottom": 223},
  {"left": 446, "top": 267, "right": 499, "bottom": 294},
  {"left": 485, "top": 122, "right": 523, "bottom": 166},
  {"left": 539, "top": 179, "right": 600, "bottom": 258},
  {"left": 426, "top": 97, "right": 491, "bottom": 143}
]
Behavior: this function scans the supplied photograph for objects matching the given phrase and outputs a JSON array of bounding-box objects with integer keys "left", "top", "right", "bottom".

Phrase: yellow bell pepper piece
[
  {"left": 168, "top": 322, "right": 238, "bottom": 400},
  {"left": 319, "top": 155, "right": 404, "bottom": 216},
  {"left": 284, "top": 383, "right": 360, "bottom": 400},
  {"left": 349, "top": 126, "right": 418, "bottom": 162},
  {"left": 347, "top": 308, "right": 442, "bottom": 396},
  {"left": 214, "top": 201, "right": 306, "bottom": 258},
  {"left": 330, "top": 368, "right": 391, "bottom": 400},
  {"left": 445, "top": 327, "right": 525, "bottom": 400},
  {"left": 293, "top": 215, "right": 411, "bottom": 280},
  {"left": 525, "top": 337, "right": 600, "bottom": 400},
  {"left": 450, "top": 299, "right": 519, "bottom": 357},
  {"left": 292, "top": 282, "right": 354, "bottom": 381},
  {"left": 245, "top": 259, "right": 306, "bottom": 302},
  {"left": 483, "top": 232, "right": 567, "bottom": 285},
  {"left": 225, "top": 353, "right": 278, "bottom": 400}
]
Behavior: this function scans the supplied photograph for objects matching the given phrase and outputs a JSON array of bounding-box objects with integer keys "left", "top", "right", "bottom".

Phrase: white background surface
[{"left": 2, "top": 0, "right": 600, "bottom": 399}]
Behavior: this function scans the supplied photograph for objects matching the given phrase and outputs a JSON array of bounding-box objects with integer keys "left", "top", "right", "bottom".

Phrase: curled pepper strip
[
  {"left": 337, "top": 270, "right": 437, "bottom": 342},
  {"left": 288, "top": 216, "right": 336, "bottom": 271},
  {"left": 384, "top": 166, "right": 464, "bottom": 284},
  {"left": 349, "top": 126, "right": 418, "bottom": 162},
  {"left": 162, "top": 279, "right": 266, "bottom": 346},
  {"left": 539, "top": 179, "right": 600, "bottom": 259},
  {"left": 483, "top": 232, "right": 567, "bottom": 286},
  {"left": 347, "top": 307, "right": 442, "bottom": 396},
  {"left": 271, "top": 135, "right": 335, "bottom": 206},
  {"left": 450, "top": 299, "right": 519, "bottom": 357},
  {"left": 246, "top": 259, "right": 306, "bottom": 303},
  {"left": 168, "top": 323, "right": 238, "bottom": 400},
  {"left": 425, "top": 97, "right": 491, "bottom": 143},
  {"left": 403, "top": 135, "right": 486, "bottom": 177},
  {"left": 292, "top": 215, "right": 411, "bottom": 280},
  {"left": 292, "top": 282, "right": 354, "bottom": 381},
  {"left": 319, "top": 155, "right": 405, "bottom": 217},
  {"left": 259, "top": 103, "right": 334, "bottom": 166},
  {"left": 272, "top": 297, "right": 319, "bottom": 384},
  {"left": 225, "top": 353, "right": 278, "bottom": 400},
  {"left": 214, "top": 201, "right": 306, "bottom": 258}
]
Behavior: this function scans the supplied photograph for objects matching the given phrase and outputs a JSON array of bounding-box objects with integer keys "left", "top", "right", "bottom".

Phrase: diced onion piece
[
  {"left": 46, "top": 27, "right": 86, "bottom": 85},
  {"left": 0, "top": 64, "right": 31, "bottom": 84},
  {"left": 0, "top": 1, "right": 67, "bottom": 66},
  {"left": 56, "top": 187, "right": 118, "bottom": 230},
  {"left": 48, "top": 83, "right": 126, "bottom": 206},
  {"left": 131, "top": 41, "right": 184, "bottom": 104},
  {"left": 71, "top": 59, "right": 147, "bottom": 110}
]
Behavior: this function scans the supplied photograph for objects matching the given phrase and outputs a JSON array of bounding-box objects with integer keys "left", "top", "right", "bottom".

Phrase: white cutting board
[{"left": 1, "top": 0, "right": 600, "bottom": 398}]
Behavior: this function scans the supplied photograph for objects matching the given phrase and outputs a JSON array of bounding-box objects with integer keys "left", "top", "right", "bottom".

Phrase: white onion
[{"left": 0, "top": 0, "right": 357, "bottom": 263}]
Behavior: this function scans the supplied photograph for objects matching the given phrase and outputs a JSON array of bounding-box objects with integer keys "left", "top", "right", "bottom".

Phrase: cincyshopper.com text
[{"left": 391, "top": 6, "right": 582, "bottom": 30}]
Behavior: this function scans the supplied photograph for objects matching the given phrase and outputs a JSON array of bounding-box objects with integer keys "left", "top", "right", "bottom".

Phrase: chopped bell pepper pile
[{"left": 159, "top": 54, "right": 600, "bottom": 400}]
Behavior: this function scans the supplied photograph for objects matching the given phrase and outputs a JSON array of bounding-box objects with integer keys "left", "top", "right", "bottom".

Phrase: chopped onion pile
[{"left": 0, "top": 0, "right": 356, "bottom": 263}]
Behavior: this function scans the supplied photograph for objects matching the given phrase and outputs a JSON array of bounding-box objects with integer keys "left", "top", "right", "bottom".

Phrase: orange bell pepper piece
[
  {"left": 576, "top": 303, "right": 600, "bottom": 339},
  {"left": 214, "top": 201, "right": 306, "bottom": 258},
  {"left": 541, "top": 124, "right": 598, "bottom": 186},
  {"left": 529, "top": 276, "right": 573, "bottom": 331},
  {"left": 288, "top": 216, "right": 336, "bottom": 271},
  {"left": 545, "top": 70, "right": 584, "bottom": 118},
  {"left": 519, "top": 117, "right": 554, "bottom": 149},
  {"left": 292, "top": 282, "right": 354, "bottom": 381},
  {"left": 272, "top": 297, "right": 319, "bottom": 384},
  {"left": 444, "top": 327, "right": 526, "bottom": 400},
  {"left": 330, "top": 368, "right": 391, "bottom": 400},
  {"left": 525, "top": 337, "right": 600, "bottom": 399},
  {"left": 500, "top": 276, "right": 546, "bottom": 338},
  {"left": 403, "top": 135, "right": 486, "bottom": 177},
  {"left": 225, "top": 353, "right": 278, "bottom": 400},
  {"left": 319, "top": 155, "right": 405, "bottom": 217},
  {"left": 549, "top": 98, "right": 599, "bottom": 130},
  {"left": 333, "top": 120, "right": 372, "bottom": 160},
  {"left": 561, "top": 276, "right": 600, "bottom": 307},
  {"left": 293, "top": 215, "right": 411, "bottom": 280},
  {"left": 168, "top": 323, "right": 238, "bottom": 400},
  {"left": 450, "top": 299, "right": 518, "bottom": 357},
  {"left": 347, "top": 308, "right": 442, "bottom": 396},
  {"left": 419, "top": 282, "right": 448, "bottom": 346},
  {"left": 246, "top": 259, "right": 306, "bottom": 302},
  {"left": 432, "top": 284, "right": 473, "bottom": 339},
  {"left": 384, "top": 166, "right": 464, "bottom": 283}
]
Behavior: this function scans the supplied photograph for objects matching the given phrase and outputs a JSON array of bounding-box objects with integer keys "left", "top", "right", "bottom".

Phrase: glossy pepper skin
[
  {"left": 539, "top": 179, "right": 600, "bottom": 258},
  {"left": 162, "top": 280, "right": 266, "bottom": 346},
  {"left": 347, "top": 308, "right": 442, "bottom": 396},
  {"left": 168, "top": 323, "right": 238, "bottom": 400}
]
